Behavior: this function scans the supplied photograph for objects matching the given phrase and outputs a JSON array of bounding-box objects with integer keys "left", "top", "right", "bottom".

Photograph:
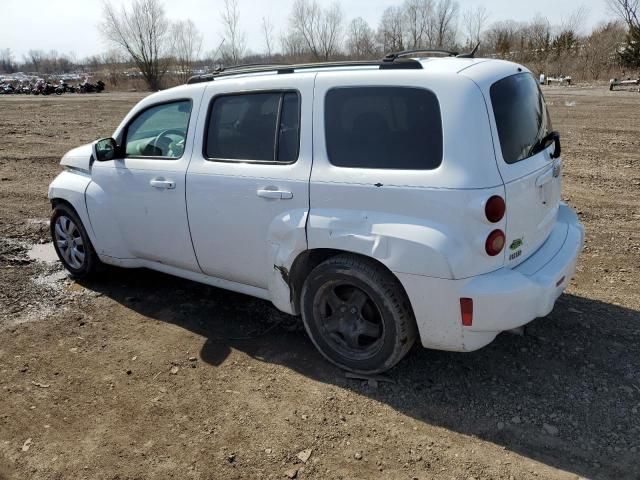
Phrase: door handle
[
  {"left": 256, "top": 189, "right": 293, "bottom": 200},
  {"left": 150, "top": 178, "right": 176, "bottom": 189}
]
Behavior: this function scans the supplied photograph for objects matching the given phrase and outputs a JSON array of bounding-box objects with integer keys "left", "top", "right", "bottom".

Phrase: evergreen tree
[{"left": 619, "top": 26, "right": 640, "bottom": 68}]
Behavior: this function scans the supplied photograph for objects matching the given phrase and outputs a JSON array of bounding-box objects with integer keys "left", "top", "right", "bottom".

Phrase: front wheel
[
  {"left": 301, "top": 255, "right": 417, "bottom": 374},
  {"left": 50, "top": 204, "right": 101, "bottom": 278}
]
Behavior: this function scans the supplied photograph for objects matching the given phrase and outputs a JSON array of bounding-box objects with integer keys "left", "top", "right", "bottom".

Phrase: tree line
[{"left": 1, "top": 0, "right": 639, "bottom": 91}]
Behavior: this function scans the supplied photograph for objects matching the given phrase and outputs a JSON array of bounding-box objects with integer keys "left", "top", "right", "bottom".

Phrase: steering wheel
[{"left": 152, "top": 129, "right": 186, "bottom": 157}]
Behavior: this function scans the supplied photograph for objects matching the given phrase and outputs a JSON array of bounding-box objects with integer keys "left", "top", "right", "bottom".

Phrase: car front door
[
  {"left": 87, "top": 96, "right": 201, "bottom": 271},
  {"left": 185, "top": 74, "right": 314, "bottom": 290}
]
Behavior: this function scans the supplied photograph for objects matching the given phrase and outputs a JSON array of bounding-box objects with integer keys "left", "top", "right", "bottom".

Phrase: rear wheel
[
  {"left": 50, "top": 203, "right": 100, "bottom": 278},
  {"left": 301, "top": 254, "right": 417, "bottom": 374}
]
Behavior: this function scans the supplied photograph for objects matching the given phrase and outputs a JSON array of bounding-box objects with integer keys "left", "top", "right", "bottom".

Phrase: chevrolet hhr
[{"left": 48, "top": 52, "right": 584, "bottom": 373}]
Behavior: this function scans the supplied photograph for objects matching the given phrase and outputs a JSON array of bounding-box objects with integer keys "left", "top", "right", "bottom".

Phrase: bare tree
[
  {"left": 101, "top": 49, "right": 126, "bottom": 86},
  {"left": 172, "top": 19, "right": 203, "bottom": 83},
  {"left": 607, "top": 0, "right": 639, "bottom": 29},
  {"left": 0, "top": 49, "right": 15, "bottom": 74},
  {"left": 432, "top": 0, "right": 459, "bottom": 48},
  {"left": 607, "top": 0, "right": 640, "bottom": 67},
  {"left": 289, "top": 0, "right": 343, "bottom": 61},
  {"left": 45, "top": 50, "right": 59, "bottom": 73},
  {"left": 262, "top": 17, "right": 276, "bottom": 58},
  {"left": 203, "top": 39, "right": 226, "bottom": 69},
  {"left": 83, "top": 55, "right": 102, "bottom": 73},
  {"left": 403, "top": 0, "right": 434, "bottom": 49},
  {"left": 220, "top": 0, "right": 246, "bottom": 64},
  {"left": 462, "top": 5, "right": 489, "bottom": 49},
  {"left": 281, "top": 31, "right": 308, "bottom": 61},
  {"left": 551, "top": 7, "right": 588, "bottom": 59},
  {"left": 520, "top": 15, "right": 552, "bottom": 71},
  {"left": 24, "top": 50, "right": 44, "bottom": 73},
  {"left": 57, "top": 53, "right": 75, "bottom": 73},
  {"left": 527, "top": 14, "right": 552, "bottom": 51},
  {"left": 484, "top": 20, "right": 520, "bottom": 58},
  {"left": 101, "top": 0, "right": 170, "bottom": 91},
  {"left": 378, "top": 6, "right": 406, "bottom": 52},
  {"left": 582, "top": 20, "right": 627, "bottom": 78},
  {"left": 561, "top": 6, "right": 589, "bottom": 34},
  {"left": 321, "top": 3, "right": 343, "bottom": 59},
  {"left": 347, "top": 17, "right": 377, "bottom": 59}
]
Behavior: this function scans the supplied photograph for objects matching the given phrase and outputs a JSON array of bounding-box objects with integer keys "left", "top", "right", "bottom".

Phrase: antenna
[
  {"left": 210, "top": 38, "right": 225, "bottom": 67},
  {"left": 458, "top": 42, "right": 480, "bottom": 59}
]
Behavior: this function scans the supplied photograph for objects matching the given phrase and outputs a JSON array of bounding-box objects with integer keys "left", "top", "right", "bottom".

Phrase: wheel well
[
  {"left": 50, "top": 199, "right": 85, "bottom": 228},
  {"left": 51, "top": 198, "right": 74, "bottom": 211},
  {"left": 288, "top": 248, "right": 414, "bottom": 318}
]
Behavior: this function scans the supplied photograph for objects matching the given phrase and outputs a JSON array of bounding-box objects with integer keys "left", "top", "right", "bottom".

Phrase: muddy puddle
[
  {"left": 27, "top": 242, "right": 58, "bottom": 264},
  {"left": 26, "top": 242, "right": 70, "bottom": 288},
  {"left": 27, "top": 218, "right": 49, "bottom": 226}
]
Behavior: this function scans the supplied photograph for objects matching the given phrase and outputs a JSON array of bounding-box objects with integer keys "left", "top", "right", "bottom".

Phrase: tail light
[
  {"left": 460, "top": 298, "right": 473, "bottom": 326},
  {"left": 485, "top": 195, "right": 506, "bottom": 223},
  {"left": 485, "top": 229, "right": 505, "bottom": 256}
]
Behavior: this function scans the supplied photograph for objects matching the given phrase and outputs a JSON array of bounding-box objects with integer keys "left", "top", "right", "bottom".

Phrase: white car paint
[
  {"left": 186, "top": 74, "right": 315, "bottom": 293},
  {"left": 85, "top": 87, "right": 205, "bottom": 271},
  {"left": 461, "top": 60, "right": 564, "bottom": 268},
  {"left": 49, "top": 56, "right": 584, "bottom": 354}
]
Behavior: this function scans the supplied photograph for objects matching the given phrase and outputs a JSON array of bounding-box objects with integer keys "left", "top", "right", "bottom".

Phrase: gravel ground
[{"left": 0, "top": 87, "right": 639, "bottom": 480}]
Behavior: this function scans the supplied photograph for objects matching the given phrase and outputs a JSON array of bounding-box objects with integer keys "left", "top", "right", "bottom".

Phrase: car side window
[
  {"left": 205, "top": 91, "right": 300, "bottom": 163},
  {"left": 324, "top": 87, "right": 443, "bottom": 170},
  {"left": 125, "top": 100, "right": 192, "bottom": 159}
]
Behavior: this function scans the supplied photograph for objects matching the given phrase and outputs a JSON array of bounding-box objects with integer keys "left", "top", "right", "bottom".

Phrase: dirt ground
[{"left": 0, "top": 87, "right": 639, "bottom": 480}]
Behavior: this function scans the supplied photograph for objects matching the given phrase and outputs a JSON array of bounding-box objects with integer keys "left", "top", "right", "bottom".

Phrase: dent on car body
[
  {"left": 307, "top": 209, "right": 455, "bottom": 279},
  {"left": 266, "top": 209, "right": 309, "bottom": 314}
]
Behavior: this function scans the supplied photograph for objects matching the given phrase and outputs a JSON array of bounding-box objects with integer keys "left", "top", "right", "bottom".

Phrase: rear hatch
[{"left": 489, "top": 72, "right": 562, "bottom": 267}]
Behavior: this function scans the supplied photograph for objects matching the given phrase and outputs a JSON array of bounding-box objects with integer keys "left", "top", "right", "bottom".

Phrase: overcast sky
[{"left": 0, "top": 0, "right": 612, "bottom": 61}]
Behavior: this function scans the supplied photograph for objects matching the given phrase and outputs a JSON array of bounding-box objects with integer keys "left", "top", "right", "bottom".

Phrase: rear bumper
[{"left": 397, "top": 204, "right": 584, "bottom": 352}]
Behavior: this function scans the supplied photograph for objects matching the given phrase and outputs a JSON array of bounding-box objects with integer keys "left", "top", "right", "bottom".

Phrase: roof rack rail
[
  {"left": 215, "top": 62, "right": 292, "bottom": 72},
  {"left": 384, "top": 49, "right": 459, "bottom": 60},
  {"left": 187, "top": 62, "right": 293, "bottom": 84},
  {"left": 186, "top": 57, "right": 423, "bottom": 84},
  {"left": 385, "top": 43, "right": 481, "bottom": 61}
]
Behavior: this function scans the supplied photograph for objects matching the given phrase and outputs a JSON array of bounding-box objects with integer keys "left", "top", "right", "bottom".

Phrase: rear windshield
[
  {"left": 490, "top": 73, "right": 553, "bottom": 164},
  {"left": 325, "top": 86, "right": 442, "bottom": 170}
]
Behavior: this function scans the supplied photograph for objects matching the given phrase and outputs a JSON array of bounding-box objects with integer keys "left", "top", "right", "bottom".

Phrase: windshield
[{"left": 490, "top": 73, "right": 552, "bottom": 164}]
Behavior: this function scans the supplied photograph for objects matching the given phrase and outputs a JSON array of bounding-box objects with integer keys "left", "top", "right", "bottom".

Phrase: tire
[
  {"left": 50, "top": 203, "right": 101, "bottom": 278},
  {"left": 301, "top": 254, "right": 417, "bottom": 374}
]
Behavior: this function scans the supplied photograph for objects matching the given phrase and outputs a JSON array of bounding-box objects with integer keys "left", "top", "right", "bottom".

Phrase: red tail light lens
[
  {"left": 485, "top": 196, "right": 506, "bottom": 223},
  {"left": 460, "top": 298, "right": 473, "bottom": 326},
  {"left": 485, "top": 229, "right": 506, "bottom": 256}
]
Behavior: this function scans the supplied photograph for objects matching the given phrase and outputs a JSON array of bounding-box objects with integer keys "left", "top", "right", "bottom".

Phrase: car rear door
[
  {"left": 185, "top": 73, "right": 314, "bottom": 290},
  {"left": 486, "top": 72, "right": 562, "bottom": 267}
]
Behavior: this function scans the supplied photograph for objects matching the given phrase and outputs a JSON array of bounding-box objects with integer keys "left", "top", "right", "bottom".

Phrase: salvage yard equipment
[
  {"left": 546, "top": 75, "right": 572, "bottom": 86},
  {"left": 609, "top": 77, "right": 640, "bottom": 92},
  {"left": 0, "top": 79, "right": 106, "bottom": 95}
]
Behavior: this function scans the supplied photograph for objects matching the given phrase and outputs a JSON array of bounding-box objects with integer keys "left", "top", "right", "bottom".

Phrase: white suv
[{"left": 48, "top": 53, "right": 584, "bottom": 373}]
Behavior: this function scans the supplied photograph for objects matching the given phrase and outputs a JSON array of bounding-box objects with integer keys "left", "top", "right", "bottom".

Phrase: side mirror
[{"left": 93, "top": 138, "right": 118, "bottom": 162}]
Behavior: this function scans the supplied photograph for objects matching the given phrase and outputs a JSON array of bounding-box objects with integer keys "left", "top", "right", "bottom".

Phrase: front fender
[
  {"left": 48, "top": 170, "right": 97, "bottom": 246},
  {"left": 84, "top": 179, "right": 135, "bottom": 260},
  {"left": 307, "top": 210, "right": 457, "bottom": 279}
]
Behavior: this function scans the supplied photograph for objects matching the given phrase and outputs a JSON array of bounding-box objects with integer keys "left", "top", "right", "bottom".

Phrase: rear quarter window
[
  {"left": 490, "top": 73, "right": 553, "bottom": 164},
  {"left": 324, "top": 86, "right": 442, "bottom": 170}
]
